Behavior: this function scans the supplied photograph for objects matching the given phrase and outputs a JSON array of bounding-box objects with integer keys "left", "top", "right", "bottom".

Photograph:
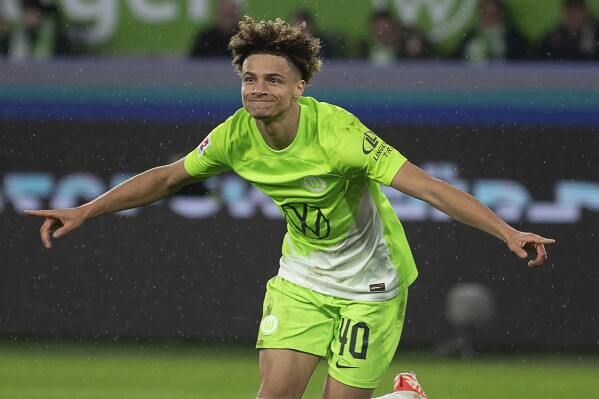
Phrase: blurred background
[{"left": 1, "top": 0, "right": 598, "bottom": 397}]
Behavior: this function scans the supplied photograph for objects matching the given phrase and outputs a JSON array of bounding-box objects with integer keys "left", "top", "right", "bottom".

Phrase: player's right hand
[{"left": 24, "top": 208, "right": 86, "bottom": 249}]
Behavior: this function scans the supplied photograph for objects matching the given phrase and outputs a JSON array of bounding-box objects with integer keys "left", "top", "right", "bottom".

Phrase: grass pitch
[{"left": 0, "top": 340, "right": 596, "bottom": 399}]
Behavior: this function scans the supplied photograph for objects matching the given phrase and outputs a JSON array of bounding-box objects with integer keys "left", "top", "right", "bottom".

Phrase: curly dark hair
[{"left": 229, "top": 16, "right": 323, "bottom": 84}]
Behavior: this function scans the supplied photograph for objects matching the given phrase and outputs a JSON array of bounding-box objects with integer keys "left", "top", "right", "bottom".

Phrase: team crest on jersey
[
  {"left": 302, "top": 176, "right": 327, "bottom": 193},
  {"left": 196, "top": 134, "right": 211, "bottom": 157}
]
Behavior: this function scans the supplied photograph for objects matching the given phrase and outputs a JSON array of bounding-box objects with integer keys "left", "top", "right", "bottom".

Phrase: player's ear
[{"left": 293, "top": 80, "right": 305, "bottom": 100}]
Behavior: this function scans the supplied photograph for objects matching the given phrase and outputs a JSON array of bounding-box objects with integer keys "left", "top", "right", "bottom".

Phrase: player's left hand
[{"left": 506, "top": 232, "right": 556, "bottom": 268}]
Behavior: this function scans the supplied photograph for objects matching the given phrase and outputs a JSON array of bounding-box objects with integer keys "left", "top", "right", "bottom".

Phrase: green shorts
[{"left": 256, "top": 276, "right": 408, "bottom": 389}]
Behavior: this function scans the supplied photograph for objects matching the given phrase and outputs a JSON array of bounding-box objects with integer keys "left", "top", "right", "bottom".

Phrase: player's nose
[{"left": 251, "top": 81, "right": 268, "bottom": 94}]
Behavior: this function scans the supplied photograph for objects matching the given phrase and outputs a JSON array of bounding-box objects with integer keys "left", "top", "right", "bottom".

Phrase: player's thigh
[
  {"left": 258, "top": 348, "right": 320, "bottom": 399},
  {"left": 256, "top": 277, "right": 335, "bottom": 398},
  {"left": 327, "top": 289, "right": 408, "bottom": 390}
]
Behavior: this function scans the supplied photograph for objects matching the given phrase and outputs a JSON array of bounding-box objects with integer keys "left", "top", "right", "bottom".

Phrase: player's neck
[{"left": 255, "top": 102, "right": 300, "bottom": 151}]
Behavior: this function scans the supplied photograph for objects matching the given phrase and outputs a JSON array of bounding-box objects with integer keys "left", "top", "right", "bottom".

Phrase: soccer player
[{"left": 25, "top": 17, "right": 555, "bottom": 399}]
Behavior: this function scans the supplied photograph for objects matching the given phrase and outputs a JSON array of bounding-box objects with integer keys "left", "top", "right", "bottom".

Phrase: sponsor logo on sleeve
[
  {"left": 363, "top": 131, "right": 393, "bottom": 161},
  {"left": 196, "top": 134, "right": 211, "bottom": 157},
  {"left": 362, "top": 131, "right": 379, "bottom": 155}
]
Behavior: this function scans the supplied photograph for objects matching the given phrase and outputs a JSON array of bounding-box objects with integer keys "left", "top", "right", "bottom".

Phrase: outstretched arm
[
  {"left": 25, "top": 159, "right": 202, "bottom": 249},
  {"left": 391, "top": 162, "right": 555, "bottom": 267}
]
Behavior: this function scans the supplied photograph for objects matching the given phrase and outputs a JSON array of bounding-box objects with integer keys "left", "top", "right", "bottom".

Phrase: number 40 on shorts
[{"left": 338, "top": 318, "right": 370, "bottom": 359}]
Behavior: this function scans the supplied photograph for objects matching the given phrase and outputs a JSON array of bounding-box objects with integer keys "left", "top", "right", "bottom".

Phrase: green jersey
[{"left": 184, "top": 97, "right": 417, "bottom": 301}]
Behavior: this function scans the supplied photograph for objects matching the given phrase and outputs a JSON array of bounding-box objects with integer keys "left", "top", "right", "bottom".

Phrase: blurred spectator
[
  {"left": 2, "top": 0, "right": 76, "bottom": 61},
  {"left": 358, "top": 10, "right": 436, "bottom": 65},
  {"left": 0, "top": 9, "right": 10, "bottom": 56},
  {"left": 190, "top": 0, "right": 240, "bottom": 58},
  {"left": 290, "top": 9, "right": 344, "bottom": 58},
  {"left": 537, "top": 0, "right": 599, "bottom": 60},
  {"left": 455, "top": 0, "right": 529, "bottom": 62}
]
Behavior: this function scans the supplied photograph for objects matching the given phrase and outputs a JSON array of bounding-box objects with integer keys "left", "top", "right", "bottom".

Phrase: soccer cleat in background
[{"left": 393, "top": 372, "right": 428, "bottom": 399}]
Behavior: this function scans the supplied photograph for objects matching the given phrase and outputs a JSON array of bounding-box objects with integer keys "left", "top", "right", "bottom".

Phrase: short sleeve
[
  {"left": 327, "top": 113, "right": 407, "bottom": 186},
  {"left": 184, "top": 125, "right": 232, "bottom": 179}
]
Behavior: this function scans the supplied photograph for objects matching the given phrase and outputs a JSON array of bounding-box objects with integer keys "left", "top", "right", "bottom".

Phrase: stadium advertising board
[
  {"left": 2, "top": 0, "right": 599, "bottom": 55},
  {"left": 3, "top": 167, "right": 598, "bottom": 225},
  {"left": 2, "top": 121, "right": 597, "bottom": 349}
]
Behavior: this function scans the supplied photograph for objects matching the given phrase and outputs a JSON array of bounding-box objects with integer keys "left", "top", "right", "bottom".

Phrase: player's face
[{"left": 241, "top": 53, "right": 305, "bottom": 121}]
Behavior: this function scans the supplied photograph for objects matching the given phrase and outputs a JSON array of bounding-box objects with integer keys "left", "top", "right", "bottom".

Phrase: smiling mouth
[{"left": 249, "top": 99, "right": 274, "bottom": 105}]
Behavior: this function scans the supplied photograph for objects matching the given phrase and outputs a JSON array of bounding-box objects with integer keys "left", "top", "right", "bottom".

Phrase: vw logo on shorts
[
  {"left": 260, "top": 315, "right": 279, "bottom": 336},
  {"left": 303, "top": 176, "right": 327, "bottom": 193}
]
